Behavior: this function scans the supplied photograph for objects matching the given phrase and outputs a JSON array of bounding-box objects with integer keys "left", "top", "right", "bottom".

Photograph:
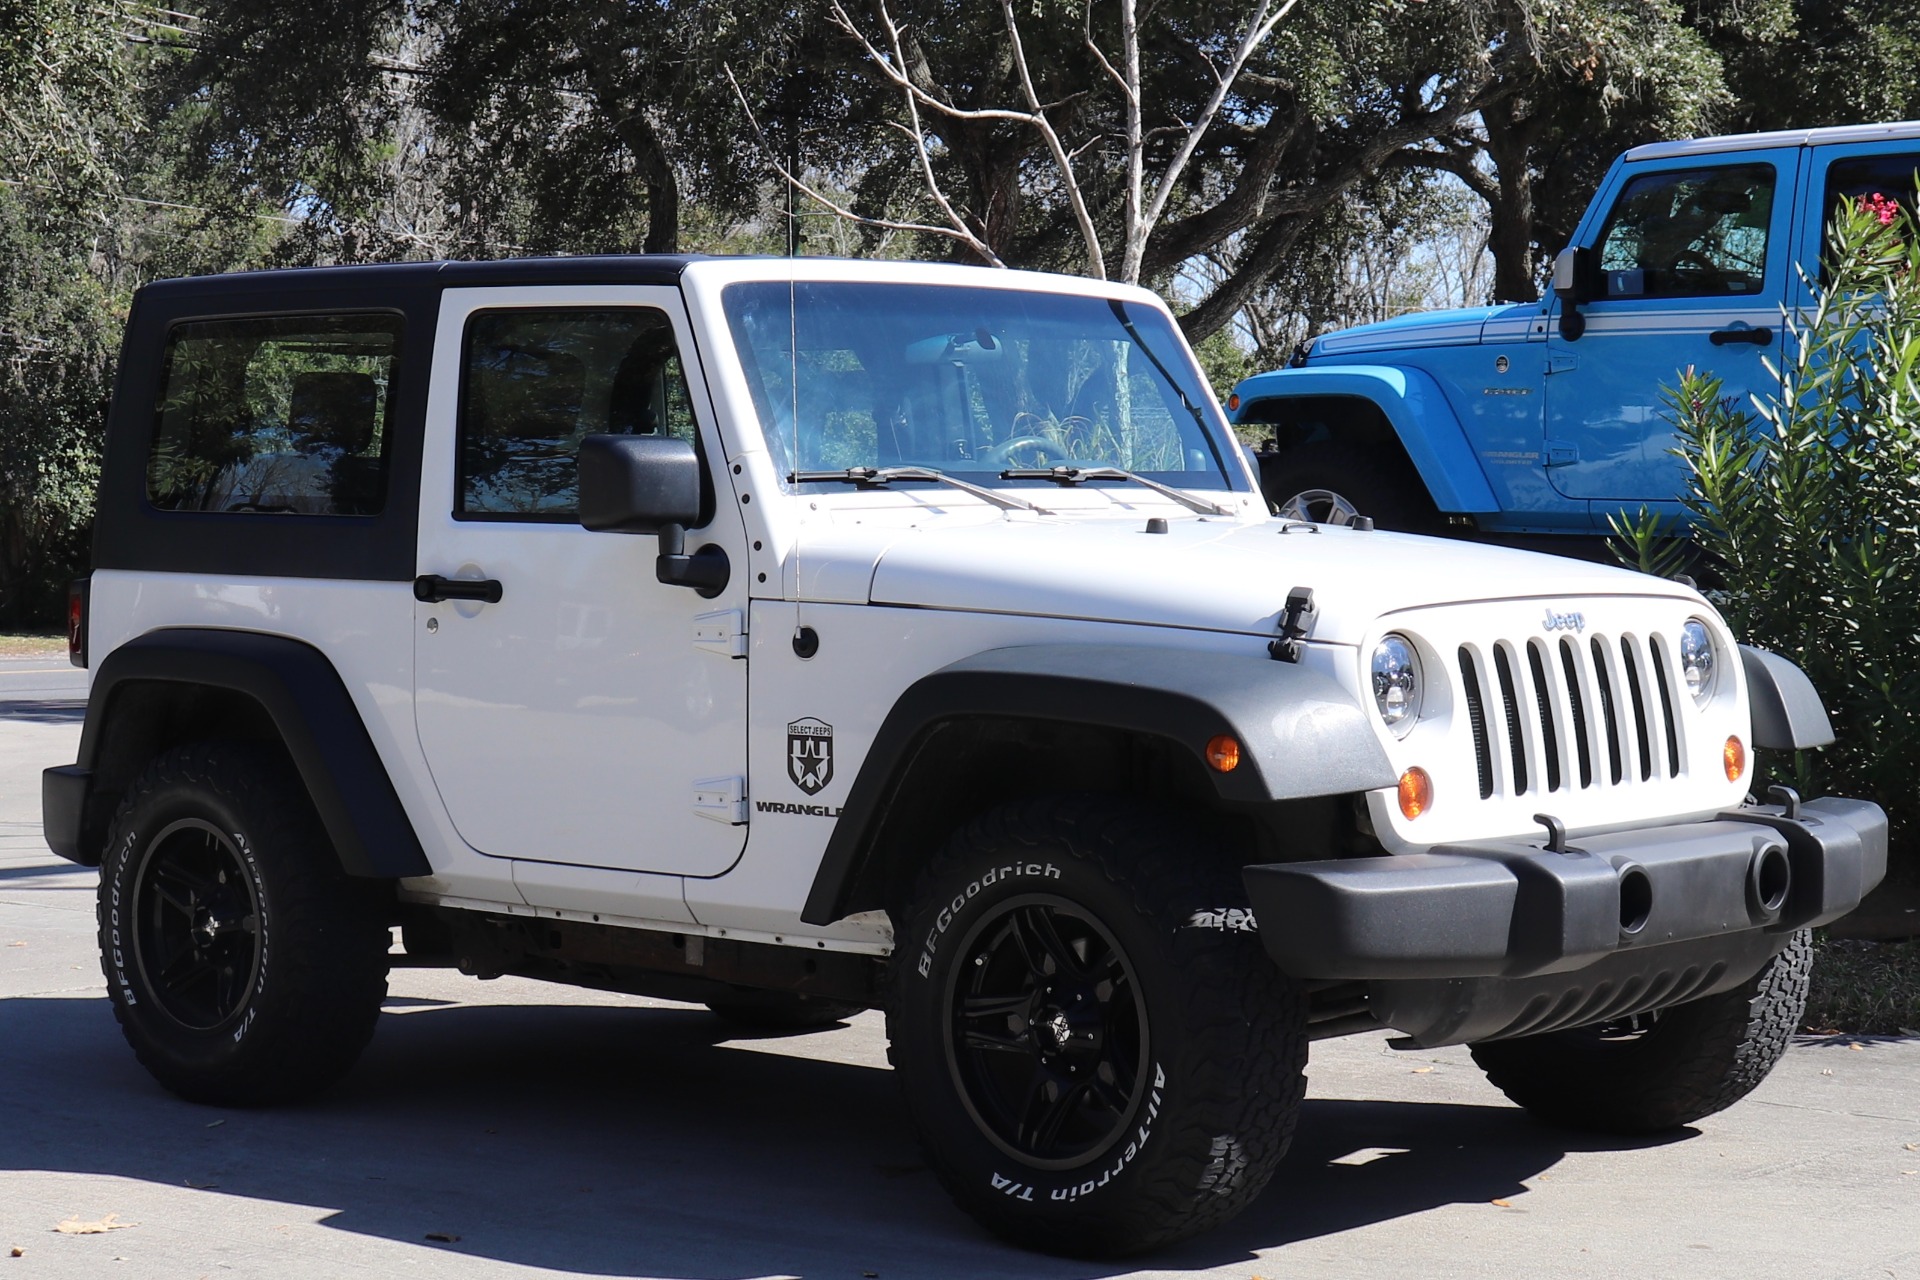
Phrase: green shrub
[{"left": 1657, "top": 195, "right": 1920, "bottom": 875}]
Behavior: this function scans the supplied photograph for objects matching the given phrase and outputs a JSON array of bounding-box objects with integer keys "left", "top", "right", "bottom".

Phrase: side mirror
[
  {"left": 1552, "top": 246, "right": 1597, "bottom": 306},
  {"left": 1551, "top": 246, "right": 1597, "bottom": 340},
  {"left": 577, "top": 435, "right": 730, "bottom": 597},
  {"left": 579, "top": 434, "right": 703, "bottom": 532}
]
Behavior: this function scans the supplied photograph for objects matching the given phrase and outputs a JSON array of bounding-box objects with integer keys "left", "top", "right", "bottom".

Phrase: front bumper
[{"left": 1243, "top": 796, "right": 1886, "bottom": 1047}]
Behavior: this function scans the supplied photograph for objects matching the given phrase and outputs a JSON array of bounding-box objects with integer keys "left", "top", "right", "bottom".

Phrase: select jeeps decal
[{"left": 787, "top": 717, "right": 834, "bottom": 795}]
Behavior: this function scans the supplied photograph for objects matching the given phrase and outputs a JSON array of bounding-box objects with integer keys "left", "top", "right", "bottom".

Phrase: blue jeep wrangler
[{"left": 1230, "top": 121, "right": 1920, "bottom": 537}]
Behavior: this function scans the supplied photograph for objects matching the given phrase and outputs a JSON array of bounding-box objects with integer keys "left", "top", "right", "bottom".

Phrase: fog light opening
[
  {"left": 1397, "top": 767, "right": 1433, "bottom": 820},
  {"left": 1205, "top": 734, "right": 1242, "bottom": 773},
  {"left": 1750, "top": 841, "right": 1792, "bottom": 918},
  {"left": 1723, "top": 735, "right": 1746, "bottom": 782},
  {"left": 1616, "top": 863, "right": 1653, "bottom": 936}
]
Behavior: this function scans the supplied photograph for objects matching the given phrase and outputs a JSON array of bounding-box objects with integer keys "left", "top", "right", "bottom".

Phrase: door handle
[
  {"left": 413, "top": 574, "right": 503, "bottom": 604},
  {"left": 1709, "top": 325, "right": 1772, "bottom": 347}
]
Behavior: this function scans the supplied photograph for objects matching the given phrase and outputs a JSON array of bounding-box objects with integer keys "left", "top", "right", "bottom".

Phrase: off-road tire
[
  {"left": 887, "top": 796, "right": 1309, "bottom": 1257},
  {"left": 705, "top": 991, "right": 865, "bottom": 1030},
  {"left": 1469, "top": 930, "right": 1812, "bottom": 1134},
  {"left": 98, "top": 742, "right": 391, "bottom": 1106},
  {"left": 1259, "top": 437, "right": 1445, "bottom": 533}
]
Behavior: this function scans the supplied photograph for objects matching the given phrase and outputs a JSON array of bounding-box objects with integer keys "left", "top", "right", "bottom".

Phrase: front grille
[{"left": 1458, "top": 630, "right": 1688, "bottom": 800}]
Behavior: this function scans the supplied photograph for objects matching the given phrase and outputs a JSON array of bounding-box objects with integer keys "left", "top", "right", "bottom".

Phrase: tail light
[{"left": 67, "top": 578, "right": 88, "bottom": 668}]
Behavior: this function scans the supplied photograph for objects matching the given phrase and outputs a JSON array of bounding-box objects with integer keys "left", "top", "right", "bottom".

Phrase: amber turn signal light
[
  {"left": 1398, "top": 767, "right": 1433, "bottom": 819},
  {"left": 1205, "top": 735, "right": 1242, "bottom": 773},
  {"left": 1723, "top": 735, "right": 1746, "bottom": 782},
  {"left": 1227, "top": 392, "right": 1241, "bottom": 411}
]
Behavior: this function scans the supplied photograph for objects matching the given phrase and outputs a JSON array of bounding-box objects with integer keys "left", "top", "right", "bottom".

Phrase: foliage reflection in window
[
  {"left": 147, "top": 314, "right": 401, "bottom": 515},
  {"left": 458, "top": 308, "right": 696, "bottom": 518}
]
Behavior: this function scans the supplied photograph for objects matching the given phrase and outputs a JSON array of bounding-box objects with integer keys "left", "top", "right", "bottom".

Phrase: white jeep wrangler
[{"left": 44, "top": 255, "right": 1885, "bottom": 1256}]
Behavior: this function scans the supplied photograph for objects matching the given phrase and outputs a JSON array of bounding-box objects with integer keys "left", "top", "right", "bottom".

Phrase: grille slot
[
  {"left": 1492, "top": 645, "right": 1528, "bottom": 797},
  {"left": 1651, "top": 637, "right": 1682, "bottom": 778},
  {"left": 1621, "top": 637, "right": 1653, "bottom": 782},
  {"left": 1592, "top": 636, "right": 1624, "bottom": 785},
  {"left": 1559, "top": 638, "right": 1593, "bottom": 788},
  {"left": 1527, "top": 640, "right": 1562, "bottom": 793},
  {"left": 1460, "top": 646, "right": 1494, "bottom": 799}
]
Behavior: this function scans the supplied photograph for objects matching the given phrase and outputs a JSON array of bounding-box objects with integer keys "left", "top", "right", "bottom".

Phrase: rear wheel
[
  {"left": 98, "top": 743, "right": 391, "bottom": 1105},
  {"left": 1469, "top": 931, "right": 1812, "bottom": 1133},
  {"left": 888, "top": 797, "right": 1308, "bottom": 1257}
]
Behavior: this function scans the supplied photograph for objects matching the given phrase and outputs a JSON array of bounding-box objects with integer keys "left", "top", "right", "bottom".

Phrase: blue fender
[{"left": 1231, "top": 365, "right": 1497, "bottom": 514}]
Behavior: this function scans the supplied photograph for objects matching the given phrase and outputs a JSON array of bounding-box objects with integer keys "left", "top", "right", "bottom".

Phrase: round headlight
[
  {"left": 1680, "top": 619, "right": 1716, "bottom": 704},
  {"left": 1371, "top": 634, "right": 1422, "bottom": 734}
]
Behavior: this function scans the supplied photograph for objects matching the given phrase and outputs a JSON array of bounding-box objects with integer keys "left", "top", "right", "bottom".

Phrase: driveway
[{"left": 1, "top": 655, "right": 1915, "bottom": 1279}]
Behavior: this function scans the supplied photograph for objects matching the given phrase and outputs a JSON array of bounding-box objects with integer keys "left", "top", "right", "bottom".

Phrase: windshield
[{"left": 722, "top": 281, "right": 1241, "bottom": 491}]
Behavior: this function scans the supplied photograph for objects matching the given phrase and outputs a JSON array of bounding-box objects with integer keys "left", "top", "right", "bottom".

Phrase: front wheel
[
  {"left": 887, "top": 797, "right": 1307, "bottom": 1257},
  {"left": 98, "top": 743, "right": 392, "bottom": 1105},
  {"left": 1259, "top": 438, "right": 1444, "bottom": 532},
  {"left": 1469, "top": 930, "right": 1812, "bottom": 1134}
]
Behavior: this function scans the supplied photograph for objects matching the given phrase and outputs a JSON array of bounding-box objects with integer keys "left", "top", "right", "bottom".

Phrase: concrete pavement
[{"left": 1, "top": 658, "right": 1915, "bottom": 1279}]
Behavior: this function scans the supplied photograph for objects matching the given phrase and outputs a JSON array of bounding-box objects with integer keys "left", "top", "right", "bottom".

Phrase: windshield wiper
[
  {"left": 998, "top": 465, "right": 1234, "bottom": 516},
  {"left": 789, "top": 466, "right": 1053, "bottom": 514}
]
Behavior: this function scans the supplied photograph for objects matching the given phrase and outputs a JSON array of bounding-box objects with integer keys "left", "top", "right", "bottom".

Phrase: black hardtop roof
[{"left": 136, "top": 253, "right": 715, "bottom": 302}]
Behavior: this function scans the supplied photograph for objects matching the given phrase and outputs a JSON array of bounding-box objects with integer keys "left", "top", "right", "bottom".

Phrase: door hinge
[
  {"left": 1545, "top": 355, "right": 1579, "bottom": 375},
  {"left": 693, "top": 609, "right": 747, "bottom": 658},
  {"left": 693, "top": 776, "right": 749, "bottom": 825},
  {"left": 1543, "top": 440, "right": 1580, "bottom": 467}
]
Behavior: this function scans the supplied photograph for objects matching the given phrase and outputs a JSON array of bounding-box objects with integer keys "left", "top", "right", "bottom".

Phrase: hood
[
  {"left": 796, "top": 513, "right": 1699, "bottom": 646},
  {"left": 1313, "top": 304, "right": 1535, "bottom": 358}
]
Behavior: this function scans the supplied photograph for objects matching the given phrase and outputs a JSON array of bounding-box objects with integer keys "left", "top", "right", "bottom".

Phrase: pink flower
[{"left": 1860, "top": 192, "right": 1901, "bottom": 226}]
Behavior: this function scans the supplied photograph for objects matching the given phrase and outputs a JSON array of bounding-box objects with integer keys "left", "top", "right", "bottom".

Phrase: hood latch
[{"left": 1269, "top": 586, "right": 1317, "bottom": 663}]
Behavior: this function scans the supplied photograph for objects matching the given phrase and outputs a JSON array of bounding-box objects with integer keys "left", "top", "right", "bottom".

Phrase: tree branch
[
  {"left": 1001, "top": 0, "right": 1104, "bottom": 278},
  {"left": 725, "top": 65, "right": 1003, "bottom": 264}
]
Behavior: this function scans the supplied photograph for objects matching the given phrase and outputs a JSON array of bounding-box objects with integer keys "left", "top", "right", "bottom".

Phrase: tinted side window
[
  {"left": 1824, "top": 152, "right": 1920, "bottom": 230},
  {"left": 147, "top": 314, "right": 401, "bottom": 515},
  {"left": 458, "top": 308, "right": 696, "bottom": 518},
  {"left": 1595, "top": 164, "right": 1775, "bottom": 299}
]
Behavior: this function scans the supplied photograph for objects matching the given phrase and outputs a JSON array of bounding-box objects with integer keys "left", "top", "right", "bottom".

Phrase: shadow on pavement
[
  {"left": 0, "top": 993, "right": 1676, "bottom": 1278},
  {"left": 0, "top": 699, "right": 85, "bottom": 723},
  {"left": 0, "top": 859, "right": 95, "bottom": 883}
]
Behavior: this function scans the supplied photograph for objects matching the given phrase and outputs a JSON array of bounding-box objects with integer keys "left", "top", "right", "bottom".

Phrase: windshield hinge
[
  {"left": 1269, "top": 586, "right": 1317, "bottom": 663},
  {"left": 693, "top": 609, "right": 747, "bottom": 658}
]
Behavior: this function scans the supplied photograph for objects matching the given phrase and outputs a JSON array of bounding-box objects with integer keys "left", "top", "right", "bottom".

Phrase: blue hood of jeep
[{"left": 1312, "top": 305, "right": 1516, "bottom": 357}]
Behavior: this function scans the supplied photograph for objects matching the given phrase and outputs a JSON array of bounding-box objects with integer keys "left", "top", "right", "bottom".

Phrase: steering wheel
[
  {"left": 1665, "top": 249, "right": 1729, "bottom": 292},
  {"left": 979, "top": 435, "right": 1072, "bottom": 468}
]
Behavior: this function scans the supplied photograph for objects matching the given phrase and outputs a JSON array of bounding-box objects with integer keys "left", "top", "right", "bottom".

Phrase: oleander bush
[{"left": 1653, "top": 194, "right": 1920, "bottom": 924}]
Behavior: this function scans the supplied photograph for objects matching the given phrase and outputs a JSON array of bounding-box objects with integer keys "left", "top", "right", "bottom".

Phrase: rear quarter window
[{"left": 146, "top": 313, "right": 403, "bottom": 516}]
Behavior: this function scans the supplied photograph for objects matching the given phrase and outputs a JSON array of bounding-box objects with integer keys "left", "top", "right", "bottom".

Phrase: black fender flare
[
  {"left": 57, "top": 628, "right": 430, "bottom": 878},
  {"left": 1739, "top": 645, "right": 1834, "bottom": 751},
  {"left": 798, "top": 643, "right": 1395, "bottom": 925}
]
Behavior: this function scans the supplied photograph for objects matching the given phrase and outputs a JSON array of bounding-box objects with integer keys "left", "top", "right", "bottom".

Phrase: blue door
[{"left": 1544, "top": 149, "right": 1801, "bottom": 511}]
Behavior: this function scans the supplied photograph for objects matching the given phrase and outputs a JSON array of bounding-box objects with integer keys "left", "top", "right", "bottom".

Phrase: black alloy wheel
[
  {"left": 131, "top": 819, "right": 263, "bottom": 1031},
  {"left": 946, "top": 895, "right": 1147, "bottom": 1168},
  {"left": 888, "top": 796, "right": 1310, "bottom": 1257},
  {"left": 99, "top": 742, "right": 391, "bottom": 1105}
]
